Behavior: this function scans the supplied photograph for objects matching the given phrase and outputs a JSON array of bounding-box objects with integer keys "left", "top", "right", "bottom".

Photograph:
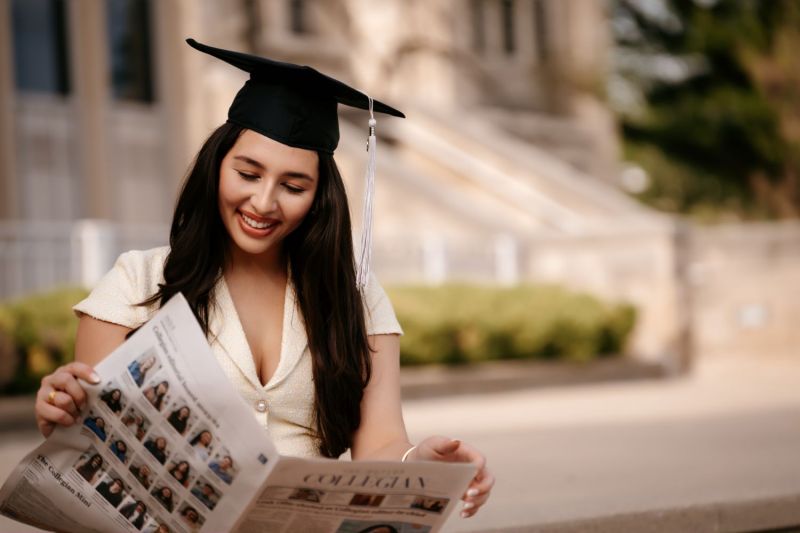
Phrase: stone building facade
[{"left": 0, "top": 0, "right": 700, "bottom": 365}]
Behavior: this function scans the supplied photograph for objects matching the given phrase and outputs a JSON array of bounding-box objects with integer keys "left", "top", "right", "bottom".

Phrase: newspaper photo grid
[{"left": 0, "top": 294, "right": 477, "bottom": 533}]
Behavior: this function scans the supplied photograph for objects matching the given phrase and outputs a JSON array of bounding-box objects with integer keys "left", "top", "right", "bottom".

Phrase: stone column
[
  {"left": 67, "top": 1, "right": 111, "bottom": 219},
  {"left": 0, "top": 0, "right": 18, "bottom": 220},
  {"left": 153, "top": 0, "right": 203, "bottom": 199}
]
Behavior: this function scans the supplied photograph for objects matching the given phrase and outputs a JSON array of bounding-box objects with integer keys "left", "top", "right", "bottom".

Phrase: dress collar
[{"left": 209, "top": 271, "right": 309, "bottom": 391}]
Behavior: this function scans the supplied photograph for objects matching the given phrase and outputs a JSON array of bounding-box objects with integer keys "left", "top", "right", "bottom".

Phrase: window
[
  {"left": 533, "top": 0, "right": 549, "bottom": 64},
  {"left": 500, "top": 0, "right": 515, "bottom": 55},
  {"left": 11, "top": 0, "right": 70, "bottom": 94},
  {"left": 470, "top": 0, "right": 486, "bottom": 53},
  {"left": 107, "top": 0, "right": 154, "bottom": 102},
  {"left": 289, "top": 0, "right": 309, "bottom": 35}
]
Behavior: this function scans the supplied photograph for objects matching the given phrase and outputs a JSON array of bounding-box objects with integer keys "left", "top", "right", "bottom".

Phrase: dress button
[{"left": 255, "top": 399, "right": 268, "bottom": 413}]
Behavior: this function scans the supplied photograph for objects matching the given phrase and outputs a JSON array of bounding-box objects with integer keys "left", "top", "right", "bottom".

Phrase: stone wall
[{"left": 688, "top": 222, "right": 800, "bottom": 358}]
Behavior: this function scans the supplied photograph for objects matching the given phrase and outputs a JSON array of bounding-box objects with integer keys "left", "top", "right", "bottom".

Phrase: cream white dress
[{"left": 72, "top": 246, "right": 403, "bottom": 458}]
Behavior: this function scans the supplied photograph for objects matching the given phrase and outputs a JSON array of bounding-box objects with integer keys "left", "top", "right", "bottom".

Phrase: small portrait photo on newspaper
[
  {"left": 120, "top": 403, "right": 151, "bottom": 441},
  {"left": 349, "top": 493, "right": 385, "bottom": 507},
  {"left": 72, "top": 445, "right": 108, "bottom": 485},
  {"left": 127, "top": 348, "right": 161, "bottom": 388},
  {"left": 128, "top": 455, "right": 155, "bottom": 489},
  {"left": 95, "top": 469, "right": 131, "bottom": 509},
  {"left": 289, "top": 487, "right": 325, "bottom": 503},
  {"left": 142, "top": 431, "right": 172, "bottom": 465},
  {"left": 81, "top": 409, "right": 108, "bottom": 442},
  {"left": 208, "top": 448, "right": 237, "bottom": 485},
  {"left": 187, "top": 426, "right": 215, "bottom": 462},
  {"left": 118, "top": 498, "right": 149, "bottom": 530},
  {"left": 189, "top": 476, "right": 222, "bottom": 511},
  {"left": 165, "top": 399, "right": 196, "bottom": 437},
  {"left": 149, "top": 481, "right": 177, "bottom": 513},
  {"left": 177, "top": 501, "right": 205, "bottom": 531},
  {"left": 98, "top": 380, "right": 127, "bottom": 416},
  {"left": 166, "top": 456, "right": 194, "bottom": 488},
  {"left": 409, "top": 496, "right": 449, "bottom": 514},
  {"left": 142, "top": 377, "right": 172, "bottom": 413},
  {"left": 106, "top": 432, "right": 132, "bottom": 465}
]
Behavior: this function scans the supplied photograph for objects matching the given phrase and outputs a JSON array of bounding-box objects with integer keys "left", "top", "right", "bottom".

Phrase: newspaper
[{"left": 0, "top": 294, "right": 476, "bottom": 533}]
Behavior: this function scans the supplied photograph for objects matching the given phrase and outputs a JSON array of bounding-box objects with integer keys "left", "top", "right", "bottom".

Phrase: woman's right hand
[{"left": 35, "top": 362, "right": 100, "bottom": 438}]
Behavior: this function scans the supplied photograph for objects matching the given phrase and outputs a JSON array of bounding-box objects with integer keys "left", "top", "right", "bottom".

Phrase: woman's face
[
  {"left": 96, "top": 418, "right": 105, "bottom": 429},
  {"left": 111, "top": 390, "right": 121, "bottom": 401},
  {"left": 161, "top": 487, "right": 172, "bottom": 499},
  {"left": 179, "top": 407, "right": 190, "bottom": 419},
  {"left": 91, "top": 455, "right": 102, "bottom": 468},
  {"left": 140, "top": 465, "right": 151, "bottom": 477},
  {"left": 218, "top": 129, "right": 319, "bottom": 261},
  {"left": 156, "top": 382, "right": 168, "bottom": 395},
  {"left": 110, "top": 480, "right": 123, "bottom": 493},
  {"left": 116, "top": 441, "right": 127, "bottom": 453},
  {"left": 199, "top": 431, "right": 212, "bottom": 446},
  {"left": 156, "top": 437, "right": 167, "bottom": 449}
]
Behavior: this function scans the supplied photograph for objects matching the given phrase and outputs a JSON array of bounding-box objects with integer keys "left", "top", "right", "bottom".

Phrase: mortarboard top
[{"left": 186, "top": 38, "right": 404, "bottom": 154}]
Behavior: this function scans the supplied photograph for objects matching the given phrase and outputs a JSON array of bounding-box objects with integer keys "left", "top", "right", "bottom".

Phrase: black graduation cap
[{"left": 186, "top": 38, "right": 404, "bottom": 154}]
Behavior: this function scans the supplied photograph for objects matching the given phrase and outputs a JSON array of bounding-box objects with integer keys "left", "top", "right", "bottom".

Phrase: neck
[{"left": 225, "top": 244, "right": 287, "bottom": 280}]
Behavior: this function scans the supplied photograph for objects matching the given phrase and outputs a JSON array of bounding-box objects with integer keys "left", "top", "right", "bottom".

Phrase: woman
[
  {"left": 143, "top": 381, "right": 169, "bottom": 411},
  {"left": 96, "top": 477, "right": 124, "bottom": 507},
  {"left": 33, "top": 39, "right": 492, "bottom": 518},
  {"left": 151, "top": 485, "right": 174, "bottom": 512},
  {"left": 167, "top": 405, "right": 191, "bottom": 435},
  {"left": 75, "top": 453, "right": 104, "bottom": 483},
  {"left": 143, "top": 436, "right": 168, "bottom": 465},
  {"left": 209, "top": 455, "right": 234, "bottom": 485},
  {"left": 119, "top": 500, "right": 147, "bottom": 529},
  {"left": 128, "top": 355, "right": 156, "bottom": 387},
  {"left": 82, "top": 416, "right": 107, "bottom": 441},
  {"left": 189, "top": 430, "right": 213, "bottom": 461},
  {"left": 109, "top": 439, "right": 128, "bottom": 463},
  {"left": 168, "top": 460, "right": 192, "bottom": 487},
  {"left": 99, "top": 388, "right": 123, "bottom": 414},
  {"left": 129, "top": 462, "right": 152, "bottom": 488}
]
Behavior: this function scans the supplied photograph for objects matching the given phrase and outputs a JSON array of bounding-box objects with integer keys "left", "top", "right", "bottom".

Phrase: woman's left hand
[{"left": 412, "top": 435, "right": 494, "bottom": 518}]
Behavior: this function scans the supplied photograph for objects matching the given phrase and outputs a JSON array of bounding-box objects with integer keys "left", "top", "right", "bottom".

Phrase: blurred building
[{"left": 0, "top": 0, "right": 697, "bottom": 364}]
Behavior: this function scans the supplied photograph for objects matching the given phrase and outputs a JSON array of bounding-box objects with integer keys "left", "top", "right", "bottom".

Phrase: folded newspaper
[{"left": 0, "top": 294, "right": 476, "bottom": 533}]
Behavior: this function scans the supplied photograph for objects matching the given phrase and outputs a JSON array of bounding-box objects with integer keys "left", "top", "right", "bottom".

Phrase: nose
[{"left": 249, "top": 180, "right": 278, "bottom": 214}]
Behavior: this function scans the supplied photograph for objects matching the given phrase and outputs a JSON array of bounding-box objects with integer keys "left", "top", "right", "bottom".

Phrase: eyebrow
[{"left": 233, "top": 155, "right": 315, "bottom": 181}]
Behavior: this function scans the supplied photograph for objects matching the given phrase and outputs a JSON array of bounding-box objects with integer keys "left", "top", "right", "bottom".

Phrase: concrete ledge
[
  {"left": 400, "top": 357, "right": 667, "bottom": 400},
  {"left": 482, "top": 493, "right": 800, "bottom": 533}
]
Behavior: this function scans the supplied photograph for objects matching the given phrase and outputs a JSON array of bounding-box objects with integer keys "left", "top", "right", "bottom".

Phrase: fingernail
[
  {"left": 90, "top": 372, "right": 100, "bottom": 384},
  {"left": 451, "top": 438, "right": 461, "bottom": 446},
  {"left": 461, "top": 511, "right": 468, "bottom": 518},
  {"left": 463, "top": 502, "right": 475, "bottom": 510},
  {"left": 467, "top": 488, "right": 479, "bottom": 498}
]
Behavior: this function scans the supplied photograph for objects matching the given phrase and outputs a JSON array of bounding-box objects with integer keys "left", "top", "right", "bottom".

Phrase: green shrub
[
  {"left": 387, "top": 284, "right": 636, "bottom": 366},
  {"left": 0, "top": 287, "right": 88, "bottom": 395}
]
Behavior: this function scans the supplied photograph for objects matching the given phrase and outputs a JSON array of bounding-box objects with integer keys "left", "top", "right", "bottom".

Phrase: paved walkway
[
  {"left": 402, "top": 354, "right": 800, "bottom": 532},
  {"left": 1, "top": 355, "right": 798, "bottom": 532}
]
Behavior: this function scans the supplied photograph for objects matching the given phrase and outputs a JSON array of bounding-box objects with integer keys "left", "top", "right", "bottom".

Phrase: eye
[
  {"left": 283, "top": 183, "right": 305, "bottom": 194},
  {"left": 236, "top": 170, "right": 259, "bottom": 181}
]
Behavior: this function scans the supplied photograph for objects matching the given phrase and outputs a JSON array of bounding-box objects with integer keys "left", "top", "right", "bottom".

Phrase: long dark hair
[{"left": 140, "top": 123, "right": 372, "bottom": 457}]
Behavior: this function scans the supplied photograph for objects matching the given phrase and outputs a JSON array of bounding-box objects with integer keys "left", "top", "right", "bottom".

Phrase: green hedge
[
  {"left": 0, "top": 287, "right": 88, "bottom": 395},
  {"left": 387, "top": 284, "right": 636, "bottom": 366},
  {"left": 0, "top": 283, "right": 636, "bottom": 395}
]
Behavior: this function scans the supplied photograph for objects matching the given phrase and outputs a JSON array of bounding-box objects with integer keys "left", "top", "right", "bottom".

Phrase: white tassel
[{"left": 357, "top": 97, "right": 377, "bottom": 291}]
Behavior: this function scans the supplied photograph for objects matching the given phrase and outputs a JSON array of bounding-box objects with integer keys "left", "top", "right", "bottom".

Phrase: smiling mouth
[{"left": 239, "top": 211, "right": 279, "bottom": 230}]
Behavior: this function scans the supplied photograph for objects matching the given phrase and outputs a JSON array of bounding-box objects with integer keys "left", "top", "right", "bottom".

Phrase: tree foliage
[{"left": 613, "top": 0, "right": 800, "bottom": 219}]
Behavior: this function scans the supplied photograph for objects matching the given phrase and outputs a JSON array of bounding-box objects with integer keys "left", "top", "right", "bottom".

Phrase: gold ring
[{"left": 47, "top": 390, "right": 57, "bottom": 404}]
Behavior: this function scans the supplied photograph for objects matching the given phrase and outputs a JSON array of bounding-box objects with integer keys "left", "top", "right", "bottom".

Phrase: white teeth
[{"left": 241, "top": 213, "right": 275, "bottom": 230}]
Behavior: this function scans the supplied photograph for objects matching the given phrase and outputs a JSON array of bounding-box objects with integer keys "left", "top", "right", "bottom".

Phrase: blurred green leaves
[
  {"left": 614, "top": 0, "right": 800, "bottom": 219},
  {"left": 388, "top": 284, "right": 636, "bottom": 366}
]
